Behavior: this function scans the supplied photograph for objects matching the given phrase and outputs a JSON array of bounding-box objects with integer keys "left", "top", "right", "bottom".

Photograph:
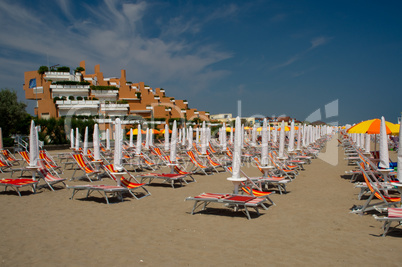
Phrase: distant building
[
  {"left": 23, "top": 61, "right": 210, "bottom": 128},
  {"left": 210, "top": 113, "right": 232, "bottom": 123}
]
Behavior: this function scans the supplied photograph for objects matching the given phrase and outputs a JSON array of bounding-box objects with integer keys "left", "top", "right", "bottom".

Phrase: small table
[
  {"left": 259, "top": 165, "right": 275, "bottom": 178},
  {"left": 378, "top": 168, "right": 393, "bottom": 182}
]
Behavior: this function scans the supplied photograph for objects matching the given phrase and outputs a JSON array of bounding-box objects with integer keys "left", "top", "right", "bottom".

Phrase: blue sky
[{"left": 1, "top": 0, "right": 401, "bottom": 125}]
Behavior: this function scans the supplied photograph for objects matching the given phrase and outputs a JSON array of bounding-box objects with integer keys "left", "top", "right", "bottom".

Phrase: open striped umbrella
[{"left": 347, "top": 118, "right": 396, "bottom": 134}]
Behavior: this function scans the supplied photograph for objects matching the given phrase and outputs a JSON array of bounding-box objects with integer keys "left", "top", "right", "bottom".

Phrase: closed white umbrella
[
  {"left": 106, "top": 128, "right": 110, "bottom": 150},
  {"left": 187, "top": 126, "right": 193, "bottom": 150},
  {"left": 268, "top": 123, "right": 271, "bottom": 142},
  {"left": 261, "top": 118, "right": 269, "bottom": 166},
  {"left": 170, "top": 120, "right": 177, "bottom": 163},
  {"left": 201, "top": 121, "right": 207, "bottom": 155},
  {"left": 29, "top": 120, "right": 39, "bottom": 168},
  {"left": 93, "top": 124, "right": 101, "bottom": 161},
  {"left": 227, "top": 116, "right": 246, "bottom": 194},
  {"left": 365, "top": 133, "right": 371, "bottom": 154},
  {"left": 288, "top": 120, "right": 295, "bottom": 152},
  {"left": 113, "top": 118, "right": 123, "bottom": 174},
  {"left": 252, "top": 125, "right": 257, "bottom": 146},
  {"left": 145, "top": 128, "right": 149, "bottom": 150},
  {"left": 83, "top": 126, "right": 88, "bottom": 153},
  {"left": 164, "top": 124, "right": 170, "bottom": 151},
  {"left": 296, "top": 125, "right": 301, "bottom": 151},
  {"left": 150, "top": 129, "right": 154, "bottom": 147},
  {"left": 181, "top": 127, "right": 186, "bottom": 147},
  {"left": 129, "top": 128, "right": 134, "bottom": 147},
  {"left": 272, "top": 126, "right": 277, "bottom": 143},
  {"left": 397, "top": 122, "right": 402, "bottom": 182},
  {"left": 70, "top": 129, "right": 74, "bottom": 149},
  {"left": 196, "top": 128, "right": 199, "bottom": 144},
  {"left": 75, "top": 128, "right": 80, "bottom": 150},
  {"left": 379, "top": 116, "right": 390, "bottom": 169},
  {"left": 135, "top": 124, "right": 142, "bottom": 155},
  {"left": 278, "top": 121, "right": 285, "bottom": 158}
]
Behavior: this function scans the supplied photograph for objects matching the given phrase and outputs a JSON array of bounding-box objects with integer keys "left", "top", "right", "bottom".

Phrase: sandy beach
[{"left": 1, "top": 136, "right": 402, "bottom": 266}]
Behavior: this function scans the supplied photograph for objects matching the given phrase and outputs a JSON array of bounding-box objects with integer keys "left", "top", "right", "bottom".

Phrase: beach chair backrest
[
  {"left": 19, "top": 151, "right": 30, "bottom": 163},
  {"left": 73, "top": 154, "right": 93, "bottom": 173}
]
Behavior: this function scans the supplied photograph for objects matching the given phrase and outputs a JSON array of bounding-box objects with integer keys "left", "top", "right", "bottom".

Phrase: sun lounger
[
  {"left": 103, "top": 164, "right": 151, "bottom": 199},
  {"left": 0, "top": 178, "right": 39, "bottom": 196},
  {"left": 2, "top": 149, "right": 21, "bottom": 166},
  {"left": 67, "top": 184, "right": 129, "bottom": 204},
  {"left": 373, "top": 208, "right": 402, "bottom": 237},
  {"left": 37, "top": 161, "right": 66, "bottom": 191},
  {"left": 185, "top": 193, "right": 269, "bottom": 220},
  {"left": 138, "top": 172, "right": 189, "bottom": 188}
]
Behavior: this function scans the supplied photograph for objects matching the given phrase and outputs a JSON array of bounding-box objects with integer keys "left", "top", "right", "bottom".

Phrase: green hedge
[{"left": 90, "top": 85, "right": 119, "bottom": 91}]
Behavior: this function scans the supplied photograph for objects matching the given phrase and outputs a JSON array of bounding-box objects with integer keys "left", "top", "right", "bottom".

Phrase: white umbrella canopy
[
  {"left": 187, "top": 126, "right": 193, "bottom": 150},
  {"left": 232, "top": 116, "right": 242, "bottom": 179},
  {"left": 379, "top": 116, "right": 390, "bottom": 169},
  {"left": 288, "top": 120, "right": 295, "bottom": 152},
  {"left": 29, "top": 120, "right": 39, "bottom": 168},
  {"left": 278, "top": 121, "right": 285, "bottom": 158},
  {"left": 195, "top": 127, "right": 199, "bottom": 144},
  {"left": 397, "top": 122, "right": 402, "bottom": 181},
  {"left": 296, "top": 125, "right": 301, "bottom": 150},
  {"left": 135, "top": 124, "right": 142, "bottom": 155},
  {"left": 145, "top": 128, "right": 149, "bottom": 150},
  {"left": 83, "top": 126, "right": 88, "bottom": 153},
  {"left": 150, "top": 129, "right": 154, "bottom": 147},
  {"left": 302, "top": 124, "right": 307, "bottom": 147},
  {"left": 364, "top": 133, "right": 371, "bottom": 153},
  {"left": 272, "top": 127, "right": 277, "bottom": 143},
  {"left": 252, "top": 125, "right": 257, "bottom": 146},
  {"left": 106, "top": 128, "right": 110, "bottom": 150},
  {"left": 93, "top": 124, "right": 101, "bottom": 161},
  {"left": 201, "top": 121, "right": 207, "bottom": 155},
  {"left": 181, "top": 127, "right": 186, "bottom": 146},
  {"left": 164, "top": 124, "right": 170, "bottom": 151},
  {"left": 75, "top": 128, "right": 80, "bottom": 150},
  {"left": 113, "top": 118, "right": 123, "bottom": 173},
  {"left": 261, "top": 118, "right": 269, "bottom": 166},
  {"left": 170, "top": 120, "right": 177, "bottom": 163},
  {"left": 230, "top": 126, "right": 233, "bottom": 144},
  {"left": 70, "top": 128, "right": 74, "bottom": 149},
  {"left": 129, "top": 128, "right": 134, "bottom": 147}
]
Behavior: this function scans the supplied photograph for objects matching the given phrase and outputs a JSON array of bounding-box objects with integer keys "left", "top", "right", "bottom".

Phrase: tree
[
  {"left": 0, "top": 89, "right": 32, "bottom": 144},
  {"left": 37, "top": 66, "right": 49, "bottom": 75},
  {"left": 75, "top": 66, "right": 85, "bottom": 73}
]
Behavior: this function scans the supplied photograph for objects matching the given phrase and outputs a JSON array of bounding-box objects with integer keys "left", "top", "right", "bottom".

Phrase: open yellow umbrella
[
  {"left": 160, "top": 129, "right": 172, "bottom": 134},
  {"left": 126, "top": 128, "right": 146, "bottom": 135},
  {"left": 347, "top": 119, "right": 395, "bottom": 134},
  {"left": 225, "top": 127, "right": 233, "bottom": 132},
  {"left": 148, "top": 129, "right": 160, "bottom": 134},
  {"left": 256, "top": 127, "right": 274, "bottom": 132},
  {"left": 278, "top": 126, "right": 299, "bottom": 131}
]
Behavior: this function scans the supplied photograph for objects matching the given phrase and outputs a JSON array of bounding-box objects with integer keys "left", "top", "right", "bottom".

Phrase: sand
[{"left": 1, "top": 136, "right": 402, "bottom": 266}]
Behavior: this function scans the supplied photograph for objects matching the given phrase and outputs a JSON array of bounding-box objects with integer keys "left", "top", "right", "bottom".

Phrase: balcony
[
  {"left": 91, "top": 89, "right": 118, "bottom": 100},
  {"left": 51, "top": 84, "right": 90, "bottom": 96},
  {"left": 100, "top": 103, "right": 129, "bottom": 112},
  {"left": 56, "top": 100, "right": 100, "bottom": 117},
  {"left": 44, "top": 72, "right": 80, "bottom": 81}
]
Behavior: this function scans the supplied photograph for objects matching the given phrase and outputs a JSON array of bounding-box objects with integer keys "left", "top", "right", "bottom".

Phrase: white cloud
[
  {"left": 310, "top": 36, "right": 332, "bottom": 50},
  {"left": 0, "top": 0, "right": 232, "bottom": 98},
  {"left": 271, "top": 36, "right": 333, "bottom": 70}
]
